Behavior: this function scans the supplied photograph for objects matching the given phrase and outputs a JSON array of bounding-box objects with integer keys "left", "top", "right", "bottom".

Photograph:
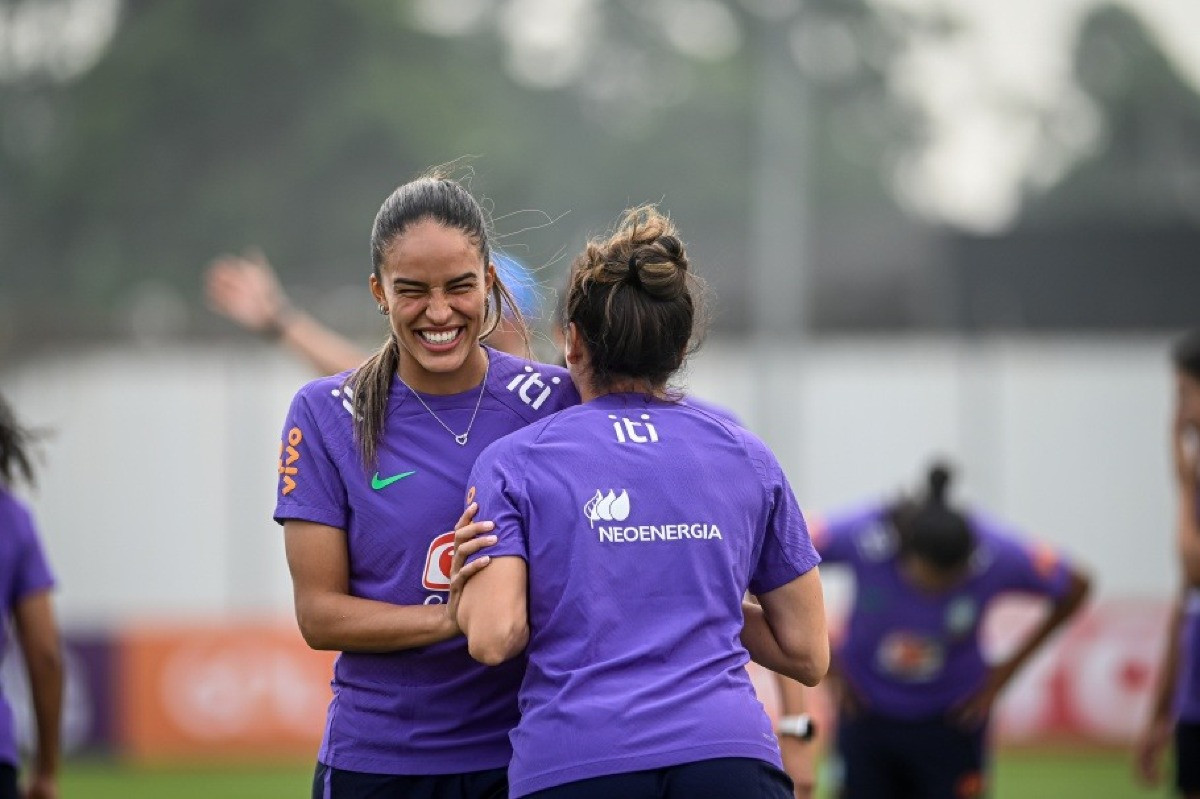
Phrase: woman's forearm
[{"left": 294, "top": 591, "right": 458, "bottom": 652}]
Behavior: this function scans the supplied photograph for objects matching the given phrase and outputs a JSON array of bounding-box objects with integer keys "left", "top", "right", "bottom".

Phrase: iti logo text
[
  {"left": 506, "top": 366, "right": 562, "bottom": 410},
  {"left": 610, "top": 414, "right": 658, "bottom": 444}
]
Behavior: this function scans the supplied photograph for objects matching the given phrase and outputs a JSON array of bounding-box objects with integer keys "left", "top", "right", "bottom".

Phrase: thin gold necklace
[{"left": 398, "top": 354, "right": 491, "bottom": 446}]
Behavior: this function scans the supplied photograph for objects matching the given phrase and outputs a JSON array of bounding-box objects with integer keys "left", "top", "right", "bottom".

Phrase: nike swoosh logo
[{"left": 371, "top": 471, "right": 416, "bottom": 490}]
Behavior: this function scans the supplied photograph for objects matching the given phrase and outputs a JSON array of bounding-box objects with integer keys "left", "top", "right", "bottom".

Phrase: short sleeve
[
  {"left": 973, "top": 514, "right": 1073, "bottom": 599},
  {"left": 465, "top": 440, "right": 528, "bottom": 565},
  {"left": 8, "top": 503, "right": 54, "bottom": 608},
  {"left": 748, "top": 454, "right": 820, "bottom": 596},
  {"left": 273, "top": 388, "right": 349, "bottom": 530}
]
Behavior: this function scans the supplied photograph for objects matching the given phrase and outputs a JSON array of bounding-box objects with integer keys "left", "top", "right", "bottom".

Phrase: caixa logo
[
  {"left": 422, "top": 531, "right": 456, "bottom": 593},
  {"left": 506, "top": 366, "right": 562, "bottom": 410}
]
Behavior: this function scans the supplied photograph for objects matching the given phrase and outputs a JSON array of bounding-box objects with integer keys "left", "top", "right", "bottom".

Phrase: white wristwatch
[{"left": 777, "top": 714, "right": 817, "bottom": 741}]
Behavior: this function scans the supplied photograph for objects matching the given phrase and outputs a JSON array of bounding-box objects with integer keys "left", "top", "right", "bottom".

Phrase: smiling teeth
[{"left": 421, "top": 330, "right": 459, "bottom": 345}]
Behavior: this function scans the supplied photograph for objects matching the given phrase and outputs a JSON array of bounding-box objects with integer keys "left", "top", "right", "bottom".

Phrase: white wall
[{"left": 2, "top": 334, "right": 1179, "bottom": 626}]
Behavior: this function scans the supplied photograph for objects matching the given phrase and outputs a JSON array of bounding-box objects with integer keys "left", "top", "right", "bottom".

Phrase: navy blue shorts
[
  {"left": 522, "top": 757, "right": 793, "bottom": 799},
  {"left": 1177, "top": 721, "right": 1200, "bottom": 795},
  {"left": 835, "top": 712, "right": 987, "bottom": 799},
  {"left": 0, "top": 764, "right": 15, "bottom": 799},
  {"left": 312, "top": 763, "right": 507, "bottom": 799}
]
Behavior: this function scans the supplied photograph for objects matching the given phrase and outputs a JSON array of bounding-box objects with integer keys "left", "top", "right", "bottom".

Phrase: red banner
[{"left": 748, "top": 597, "right": 1172, "bottom": 745}]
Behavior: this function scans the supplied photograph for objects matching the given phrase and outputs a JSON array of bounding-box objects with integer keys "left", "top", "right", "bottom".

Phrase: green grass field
[{"left": 59, "top": 748, "right": 1174, "bottom": 798}]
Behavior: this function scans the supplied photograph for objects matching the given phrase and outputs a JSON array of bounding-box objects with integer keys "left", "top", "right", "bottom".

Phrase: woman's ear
[
  {"left": 369, "top": 273, "right": 385, "bottom": 307},
  {"left": 484, "top": 260, "right": 497, "bottom": 296},
  {"left": 564, "top": 323, "right": 582, "bottom": 365}
]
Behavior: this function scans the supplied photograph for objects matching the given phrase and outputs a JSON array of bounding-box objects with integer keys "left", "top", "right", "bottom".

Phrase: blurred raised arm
[{"left": 206, "top": 251, "right": 367, "bottom": 375}]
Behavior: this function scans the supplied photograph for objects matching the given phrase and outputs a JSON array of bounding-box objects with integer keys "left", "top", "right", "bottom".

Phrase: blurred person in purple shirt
[
  {"left": 273, "top": 174, "right": 578, "bottom": 799},
  {"left": 1135, "top": 329, "right": 1200, "bottom": 799},
  {"left": 453, "top": 206, "right": 829, "bottom": 799},
  {"left": 0, "top": 396, "right": 61, "bottom": 799},
  {"left": 813, "top": 462, "right": 1090, "bottom": 799}
]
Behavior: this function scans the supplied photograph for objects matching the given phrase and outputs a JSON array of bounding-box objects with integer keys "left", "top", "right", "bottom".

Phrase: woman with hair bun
[
  {"left": 813, "top": 461, "right": 1091, "bottom": 799},
  {"left": 453, "top": 206, "right": 828, "bottom": 799}
]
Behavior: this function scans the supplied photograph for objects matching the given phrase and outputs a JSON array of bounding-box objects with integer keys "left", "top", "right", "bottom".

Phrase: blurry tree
[
  {"left": 946, "top": 4, "right": 1200, "bottom": 334},
  {"left": 1020, "top": 3, "right": 1200, "bottom": 225},
  {"left": 0, "top": 0, "right": 937, "bottom": 346}
]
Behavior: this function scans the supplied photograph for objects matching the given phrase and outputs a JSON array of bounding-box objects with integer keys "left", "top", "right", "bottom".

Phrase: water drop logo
[{"left": 583, "top": 489, "right": 631, "bottom": 528}]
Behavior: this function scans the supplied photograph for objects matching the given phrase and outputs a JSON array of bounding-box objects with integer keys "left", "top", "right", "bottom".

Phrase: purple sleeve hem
[
  {"left": 12, "top": 578, "right": 55, "bottom": 606},
  {"left": 465, "top": 551, "right": 528, "bottom": 568},
  {"left": 273, "top": 504, "right": 347, "bottom": 530},
  {"left": 749, "top": 555, "right": 821, "bottom": 597}
]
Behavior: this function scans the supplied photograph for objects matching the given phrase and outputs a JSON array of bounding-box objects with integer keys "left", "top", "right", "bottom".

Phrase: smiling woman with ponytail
[{"left": 271, "top": 170, "right": 579, "bottom": 799}]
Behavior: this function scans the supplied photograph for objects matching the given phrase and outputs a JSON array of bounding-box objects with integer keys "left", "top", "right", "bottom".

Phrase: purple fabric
[
  {"left": 0, "top": 488, "right": 55, "bottom": 767},
  {"left": 1177, "top": 491, "right": 1200, "bottom": 722},
  {"left": 1176, "top": 588, "right": 1200, "bottom": 722},
  {"left": 816, "top": 502, "right": 1072, "bottom": 720},
  {"left": 680, "top": 395, "right": 744, "bottom": 427},
  {"left": 273, "top": 347, "right": 578, "bottom": 775},
  {"left": 466, "top": 393, "right": 819, "bottom": 797}
]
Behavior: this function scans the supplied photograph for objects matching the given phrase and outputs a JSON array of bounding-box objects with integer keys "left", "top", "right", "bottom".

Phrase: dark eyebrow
[
  {"left": 445, "top": 271, "right": 478, "bottom": 286},
  {"left": 392, "top": 278, "right": 427, "bottom": 289},
  {"left": 392, "top": 271, "right": 478, "bottom": 289}
]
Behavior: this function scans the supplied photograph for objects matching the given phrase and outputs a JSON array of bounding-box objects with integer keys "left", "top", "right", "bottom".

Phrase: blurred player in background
[
  {"left": 272, "top": 174, "right": 578, "bottom": 799},
  {"left": 0, "top": 396, "right": 62, "bottom": 799},
  {"left": 1134, "top": 329, "right": 1200, "bottom": 799},
  {"left": 206, "top": 246, "right": 541, "bottom": 366},
  {"left": 454, "top": 206, "right": 828, "bottom": 799},
  {"left": 813, "top": 462, "right": 1090, "bottom": 799}
]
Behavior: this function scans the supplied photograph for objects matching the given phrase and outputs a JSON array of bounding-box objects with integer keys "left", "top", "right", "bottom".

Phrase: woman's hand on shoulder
[{"left": 447, "top": 502, "right": 497, "bottom": 630}]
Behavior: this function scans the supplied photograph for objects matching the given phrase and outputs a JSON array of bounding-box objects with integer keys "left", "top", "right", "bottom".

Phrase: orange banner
[
  {"left": 110, "top": 599, "right": 1174, "bottom": 763},
  {"left": 117, "top": 621, "right": 335, "bottom": 762}
]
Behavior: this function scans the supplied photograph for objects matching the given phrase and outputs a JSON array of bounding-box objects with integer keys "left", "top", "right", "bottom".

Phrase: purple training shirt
[
  {"left": 0, "top": 488, "right": 55, "bottom": 768},
  {"left": 273, "top": 347, "right": 578, "bottom": 775},
  {"left": 1177, "top": 491, "right": 1200, "bottom": 722},
  {"left": 1178, "top": 588, "right": 1200, "bottom": 723},
  {"left": 814, "top": 503, "right": 1072, "bottom": 720},
  {"left": 466, "top": 392, "right": 820, "bottom": 798}
]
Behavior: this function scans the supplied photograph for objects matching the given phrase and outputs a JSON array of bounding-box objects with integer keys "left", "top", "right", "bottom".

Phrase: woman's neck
[
  {"left": 581, "top": 377, "right": 667, "bottom": 404},
  {"left": 397, "top": 345, "right": 490, "bottom": 395}
]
